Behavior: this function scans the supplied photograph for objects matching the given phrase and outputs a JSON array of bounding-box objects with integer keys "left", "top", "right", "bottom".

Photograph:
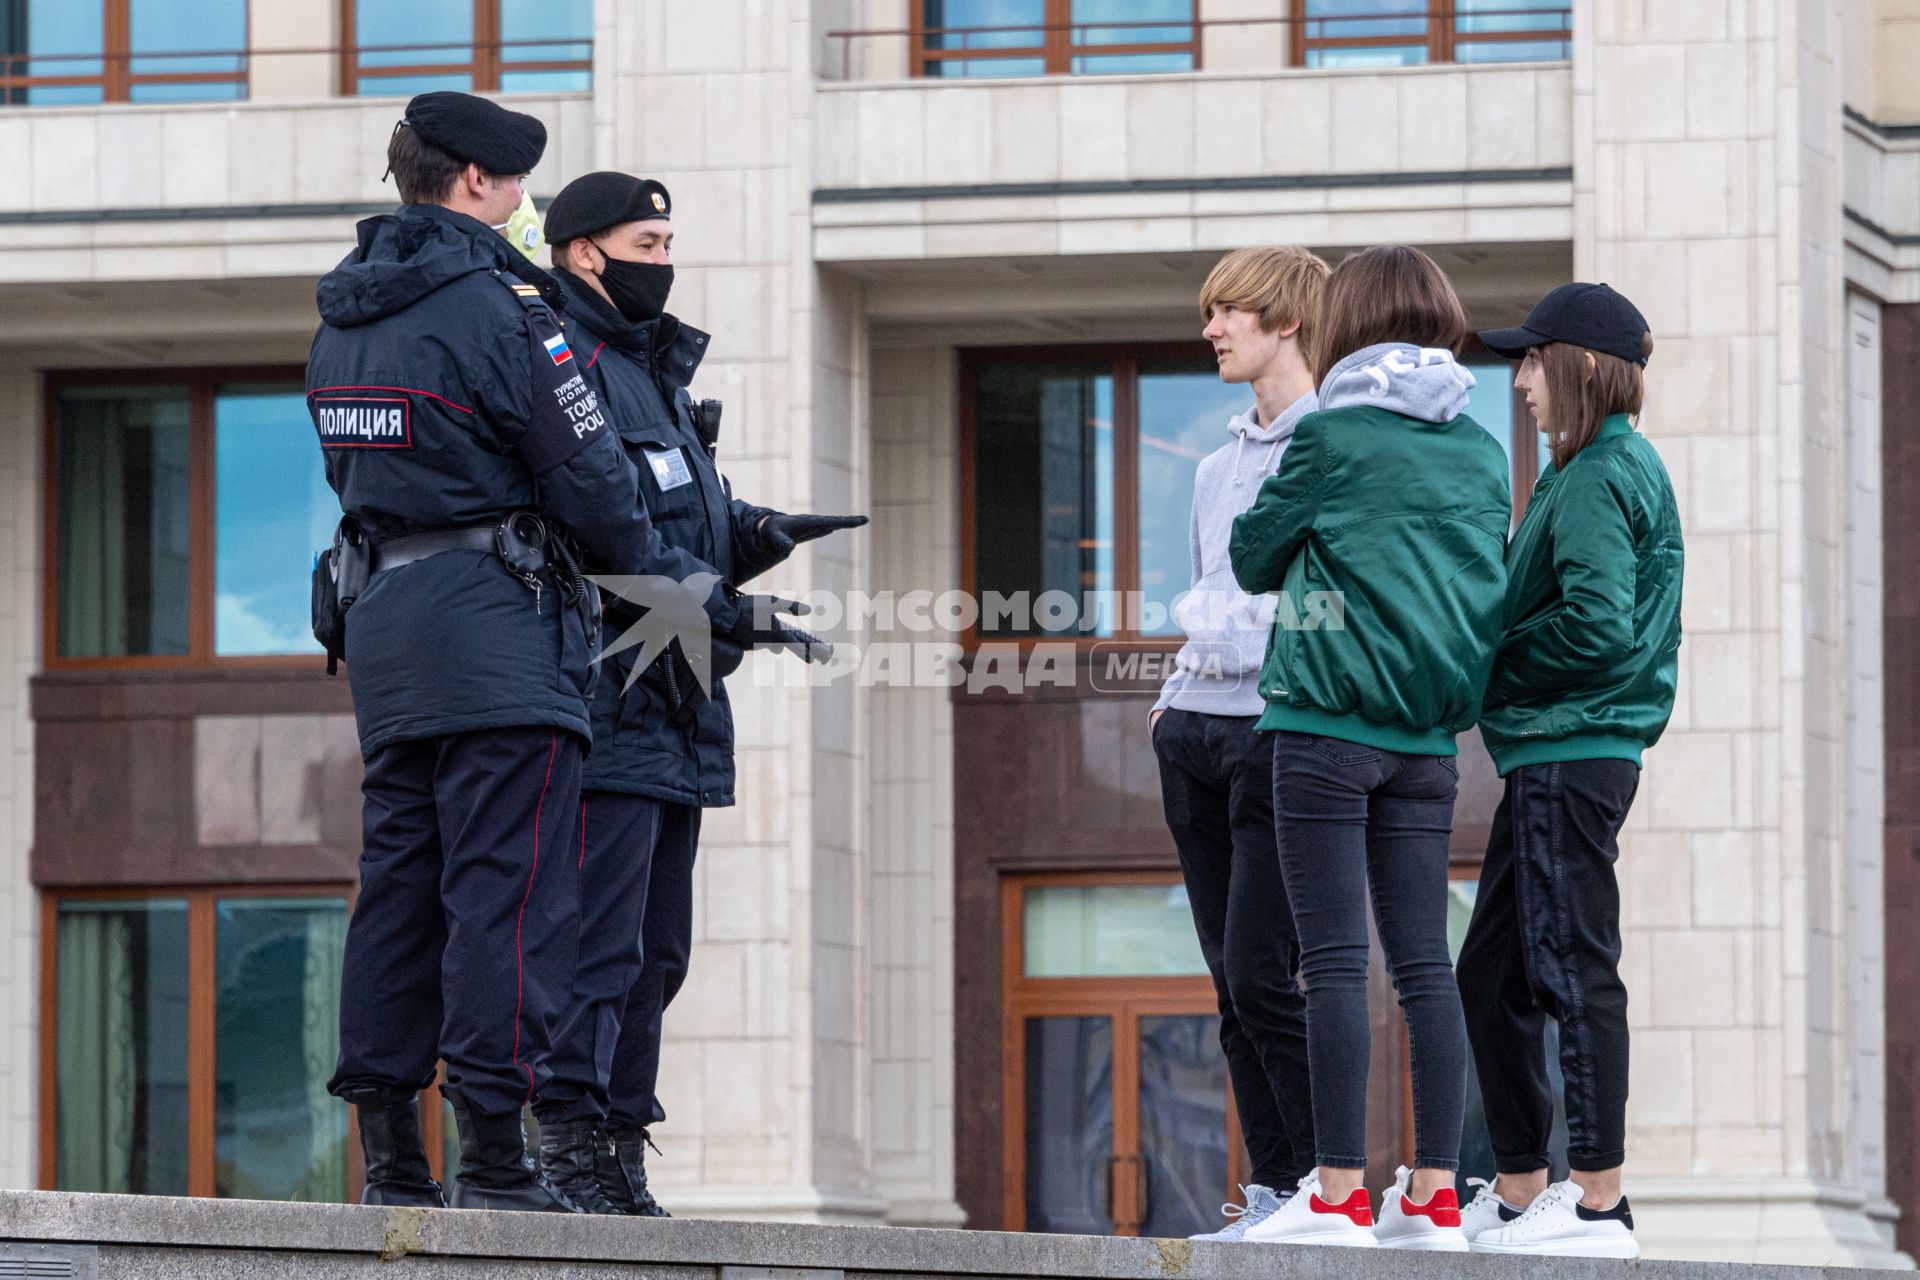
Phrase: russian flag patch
[{"left": 543, "top": 332, "right": 574, "bottom": 365}]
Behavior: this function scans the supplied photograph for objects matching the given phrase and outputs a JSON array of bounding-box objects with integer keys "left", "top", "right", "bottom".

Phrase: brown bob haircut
[
  {"left": 1311, "top": 245, "right": 1470, "bottom": 389},
  {"left": 1531, "top": 333, "right": 1655, "bottom": 469},
  {"left": 1199, "top": 246, "right": 1333, "bottom": 367}
]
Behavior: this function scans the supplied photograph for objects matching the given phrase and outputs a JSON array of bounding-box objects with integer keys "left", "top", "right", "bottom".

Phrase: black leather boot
[
  {"left": 446, "top": 1094, "right": 581, "bottom": 1212},
  {"left": 536, "top": 1119, "right": 622, "bottom": 1215},
  {"left": 353, "top": 1097, "right": 446, "bottom": 1208},
  {"left": 600, "top": 1128, "right": 670, "bottom": 1218}
]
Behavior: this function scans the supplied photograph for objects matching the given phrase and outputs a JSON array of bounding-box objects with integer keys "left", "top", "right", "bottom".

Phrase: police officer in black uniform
[
  {"left": 309, "top": 95, "right": 714, "bottom": 1213},
  {"left": 525, "top": 171, "right": 866, "bottom": 1214}
]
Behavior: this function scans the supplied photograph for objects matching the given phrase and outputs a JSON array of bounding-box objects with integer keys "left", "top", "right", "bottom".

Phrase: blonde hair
[
  {"left": 1535, "top": 333, "right": 1655, "bottom": 469},
  {"left": 1311, "top": 245, "right": 1469, "bottom": 389},
  {"left": 1199, "top": 246, "right": 1332, "bottom": 367}
]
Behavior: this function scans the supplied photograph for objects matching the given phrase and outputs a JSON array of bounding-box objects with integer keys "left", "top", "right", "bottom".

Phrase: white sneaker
[
  {"left": 1242, "top": 1171, "right": 1378, "bottom": 1247},
  {"left": 1372, "top": 1166, "right": 1469, "bottom": 1252},
  {"left": 1188, "top": 1184, "right": 1286, "bottom": 1242},
  {"left": 1458, "top": 1177, "right": 1524, "bottom": 1242},
  {"left": 1468, "top": 1179, "right": 1639, "bottom": 1258}
]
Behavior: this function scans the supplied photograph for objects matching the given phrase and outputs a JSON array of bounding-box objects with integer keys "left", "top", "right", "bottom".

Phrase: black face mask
[{"left": 595, "top": 252, "right": 674, "bottom": 324}]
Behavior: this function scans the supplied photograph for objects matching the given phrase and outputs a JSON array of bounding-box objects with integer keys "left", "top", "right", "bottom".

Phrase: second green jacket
[
  {"left": 1479, "top": 414, "right": 1683, "bottom": 775},
  {"left": 1229, "top": 400, "right": 1512, "bottom": 756}
]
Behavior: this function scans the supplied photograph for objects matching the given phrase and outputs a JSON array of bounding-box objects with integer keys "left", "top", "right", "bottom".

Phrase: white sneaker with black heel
[
  {"left": 1188, "top": 1184, "right": 1286, "bottom": 1242},
  {"left": 1458, "top": 1177, "right": 1524, "bottom": 1243},
  {"left": 1468, "top": 1178, "right": 1639, "bottom": 1258}
]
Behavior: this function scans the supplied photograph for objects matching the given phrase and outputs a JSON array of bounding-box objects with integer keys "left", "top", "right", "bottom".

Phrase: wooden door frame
[{"left": 999, "top": 870, "right": 1240, "bottom": 1235}]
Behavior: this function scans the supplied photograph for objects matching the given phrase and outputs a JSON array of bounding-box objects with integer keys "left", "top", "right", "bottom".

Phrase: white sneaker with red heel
[
  {"left": 1242, "top": 1171, "right": 1379, "bottom": 1247},
  {"left": 1373, "top": 1166, "right": 1470, "bottom": 1251}
]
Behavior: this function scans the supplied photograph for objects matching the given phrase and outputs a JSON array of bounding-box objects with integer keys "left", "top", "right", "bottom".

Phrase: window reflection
[
  {"left": 214, "top": 387, "right": 335, "bottom": 657},
  {"left": 56, "top": 387, "right": 193, "bottom": 659},
  {"left": 215, "top": 899, "right": 349, "bottom": 1202},
  {"left": 1024, "top": 1017, "right": 1116, "bottom": 1234},
  {"left": 972, "top": 362, "right": 1116, "bottom": 637},
  {"left": 1, "top": 0, "right": 104, "bottom": 104},
  {"left": 1138, "top": 366, "right": 1253, "bottom": 638},
  {"left": 129, "top": 0, "right": 244, "bottom": 101},
  {"left": 55, "top": 901, "right": 192, "bottom": 1196}
]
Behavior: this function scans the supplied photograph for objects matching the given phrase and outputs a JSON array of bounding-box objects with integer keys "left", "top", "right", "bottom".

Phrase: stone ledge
[{"left": 0, "top": 1191, "right": 1894, "bottom": 1280}]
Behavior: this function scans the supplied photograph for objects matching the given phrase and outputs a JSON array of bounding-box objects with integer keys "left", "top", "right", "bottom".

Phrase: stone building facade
[{"left": 0, "top": 0, "right": 1916, "bottom": 1266}]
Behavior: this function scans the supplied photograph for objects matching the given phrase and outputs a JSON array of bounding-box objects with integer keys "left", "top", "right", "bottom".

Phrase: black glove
[
  {"left": 728, "top": 594, "right": 835, "bottom": 666},
  {"left": 758, "top": 512, "right": 868, "bottom": 559}
]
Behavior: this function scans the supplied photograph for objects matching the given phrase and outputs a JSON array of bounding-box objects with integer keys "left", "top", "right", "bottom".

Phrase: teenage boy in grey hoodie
[{"left": 1151, "top": 245, "right": 1329, "bottom": 1241}]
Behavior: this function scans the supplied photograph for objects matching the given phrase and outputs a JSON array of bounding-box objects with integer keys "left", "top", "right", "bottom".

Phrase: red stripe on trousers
[{"left": 513, "top": 733, "right": 560, "bottom": 1103}]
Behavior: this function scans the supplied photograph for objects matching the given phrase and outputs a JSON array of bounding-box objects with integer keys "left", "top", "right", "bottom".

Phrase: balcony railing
[{"left": 822, "top": 7, "right": 1572, "bottom": 82}]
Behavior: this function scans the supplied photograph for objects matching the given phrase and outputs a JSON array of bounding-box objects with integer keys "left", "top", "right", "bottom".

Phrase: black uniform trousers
[
  {"left": 540, "top": 791, "right": 701, "bottom": 1131},
  {"left": 1152, "top": 709, "right": 1316, "bottom": 1190},
  {"left": 330, "top": 727, "right": 583, "bottom": 1118},
  {"left": 1458, "top": 759, "right": 1639, "bottom": 1174}
]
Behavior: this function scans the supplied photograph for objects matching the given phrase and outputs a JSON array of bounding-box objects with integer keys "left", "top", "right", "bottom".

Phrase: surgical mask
[
  {"left": 493, "top": 190, "right": 543, "bottom": 262},
  {"left": 595, "top": 251, "right": 674, "bottom": 323}
]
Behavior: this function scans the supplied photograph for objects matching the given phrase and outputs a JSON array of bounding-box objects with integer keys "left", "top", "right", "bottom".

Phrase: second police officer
[
  {"left": 528, "top": 171, "right": 867, "bottom": 1214},
  {"left": 309, "top": 95, "right": 690, "bottom": 1212}
]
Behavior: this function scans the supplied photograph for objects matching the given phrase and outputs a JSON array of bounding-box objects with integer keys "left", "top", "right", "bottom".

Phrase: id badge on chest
[{"left": 645, "top": 446, "right": 694, "bottom": 492}]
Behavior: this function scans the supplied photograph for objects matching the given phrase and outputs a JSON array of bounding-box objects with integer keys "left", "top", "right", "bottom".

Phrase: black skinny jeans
[
  {"left": 1458, "top": 759, "right": 1638, "bottom": 1174},
  {"left": 1271, "top": 731, "right": 1465, "bottom": 1171},
  {"left": 1153, "top": 710, "right": 1316, "bottom": 1189}
]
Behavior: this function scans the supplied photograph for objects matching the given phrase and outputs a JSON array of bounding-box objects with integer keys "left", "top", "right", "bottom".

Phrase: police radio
[{"left": 677, "top": 388, "right": 723, "bottom": 459}]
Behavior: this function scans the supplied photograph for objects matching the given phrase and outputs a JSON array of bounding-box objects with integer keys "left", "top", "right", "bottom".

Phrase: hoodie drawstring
[{"left": 1233, "top": 431, "right": 1285, "bottom": 486}]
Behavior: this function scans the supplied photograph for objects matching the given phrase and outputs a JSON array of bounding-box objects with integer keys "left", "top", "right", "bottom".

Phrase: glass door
[{"left": 1005, "top": 873, "right": 1245, "bottom": 1238}]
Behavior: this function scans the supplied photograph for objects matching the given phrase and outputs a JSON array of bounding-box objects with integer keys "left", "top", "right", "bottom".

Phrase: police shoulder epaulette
[{"left": 492, "top": 269, "right": 549, "bottom": 312}]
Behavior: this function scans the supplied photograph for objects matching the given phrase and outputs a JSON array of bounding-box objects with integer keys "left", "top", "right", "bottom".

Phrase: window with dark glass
[
  {"left": 0, "top": 0, "right": 245, "bottom": 105},
  {"left": 342, "top": 0, "right": 592, "bottom": 97},
  {"left": 1295, "top": 0, "right": 1570, "bottom": 68},
  {"left": 916, "top": 0, "right": 1197, "bottom": 78},
  {"left": 48, "top": 891, "right": 350, "bottom": 1202},
  {"left": 964, "top": 344, "right": 1538, "bottom": 642},
  {"left": 51, "top": 374, "right": 333, "bottom": 664}
]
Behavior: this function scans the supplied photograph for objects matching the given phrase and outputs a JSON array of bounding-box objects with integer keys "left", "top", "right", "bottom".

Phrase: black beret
[
  {"left": 401, "top": 91, "right": 546, "bottom": 175},
  {"left": 545, "top": 172, "right": 672, "bottom": 244}
]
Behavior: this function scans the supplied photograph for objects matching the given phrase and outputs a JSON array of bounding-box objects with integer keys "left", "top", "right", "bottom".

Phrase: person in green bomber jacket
[
  {"left": 1228, "top": 246, "right": 1510, "bottom": 1251},
  {"left": 1455, "top": 283, "right": 1680, "bottom": 1261}
]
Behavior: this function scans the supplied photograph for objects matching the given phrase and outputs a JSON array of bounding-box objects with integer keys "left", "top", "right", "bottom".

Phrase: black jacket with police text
[
  {"left": 307, "top": 204, "right": 670, "bottom": 757},
  {"left": 557, "top": 270, "right": 781, "bottom": 807}
]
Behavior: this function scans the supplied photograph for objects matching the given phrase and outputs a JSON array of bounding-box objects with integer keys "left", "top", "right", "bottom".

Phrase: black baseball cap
[{"left": 1478, "top": 283, "right": 1651, "bottom": 366}]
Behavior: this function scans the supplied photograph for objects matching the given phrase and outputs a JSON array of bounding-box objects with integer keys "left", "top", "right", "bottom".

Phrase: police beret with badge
[
  {"left": 544, "top": 172, "right": 673, "bottom": 245},
  {"left": 400, "top": 90, "right": 547, "bottom": 175}
]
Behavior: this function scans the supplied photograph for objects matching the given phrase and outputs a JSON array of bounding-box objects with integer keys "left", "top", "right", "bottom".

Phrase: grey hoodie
[
  {"left": 1316, "top": 341, "right": 1477, "bottom": 421},
  {"left": 1153, "top": 390, "right": 1318, "bottom": 717}
]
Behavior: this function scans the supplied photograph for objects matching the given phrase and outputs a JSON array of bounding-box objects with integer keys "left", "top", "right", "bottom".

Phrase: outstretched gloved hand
[
  {"left": 727, "top": 593, "right": 835, "bottom": 665},
  {"left": 758, "top": 512, "right": 868, "bottom": 559}
]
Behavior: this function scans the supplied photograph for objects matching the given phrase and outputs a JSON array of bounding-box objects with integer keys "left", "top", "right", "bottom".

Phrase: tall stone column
[
  {"left": 1574, "top": 0, "right": 1906, "bottom": 1263},
  {"left": 599, "top": 0, "right": 881, "bottom": 1222}
]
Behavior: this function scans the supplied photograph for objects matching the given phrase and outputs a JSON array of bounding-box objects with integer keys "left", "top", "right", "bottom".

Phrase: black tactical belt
[{"left": 371, "top": 526, "right": 498, "bottom": 573}]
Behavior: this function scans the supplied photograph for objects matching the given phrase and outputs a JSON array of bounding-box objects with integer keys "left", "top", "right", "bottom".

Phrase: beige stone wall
[
  {"left": 0, "top": 96, "right": 581, "bottom": 216},
  {"left": 1201, "top": 0, "right": 1289, "bottom": 71},
  {"left": 0, "top": 371, "right": 40, "bottom": 1187},
  {"left": 605, "top": 0, "right": 882, "bottom": 1221},
  {"left": 1576, "top": 0, "right": 1901, "bottom": 1264},
  {"left": 816, "top": 64, "right": 1573, "bottom": 190},
  {"left": 247, "top": 0, "right": 337, "bottom": 101},
  {"left": 867, "top": 345, "right": 960, "bottom": 1226}
]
